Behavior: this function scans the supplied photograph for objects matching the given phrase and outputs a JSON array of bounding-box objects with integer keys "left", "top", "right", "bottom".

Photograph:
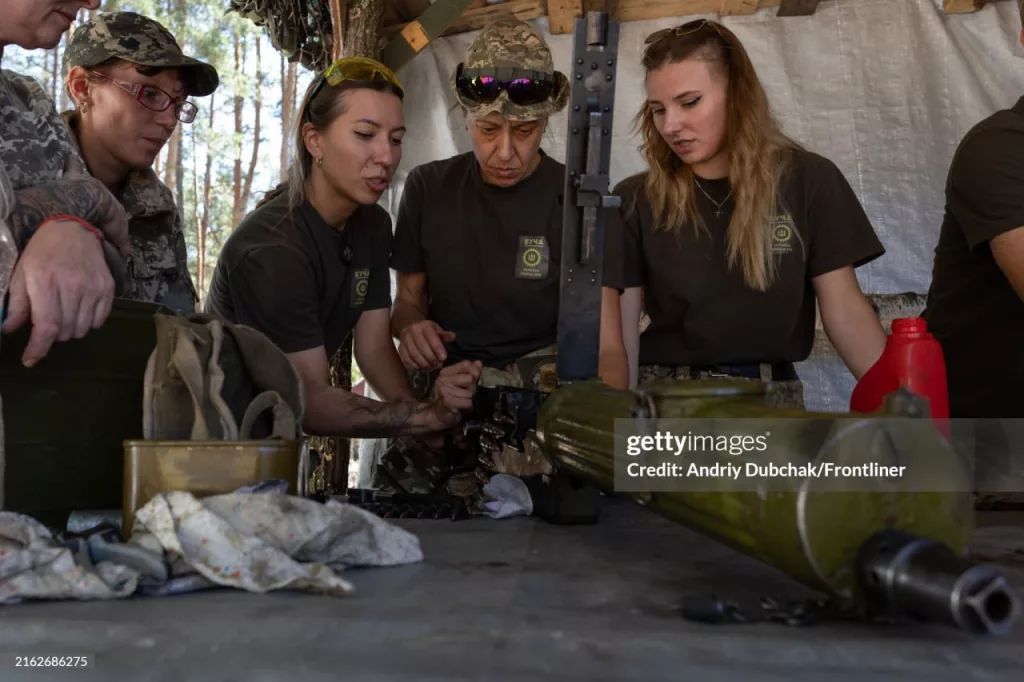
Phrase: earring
[
  {"left": 316, "top": 156, "right": 323, "bottom": 167},
  {"left": 80, "top": 102, "right": 89, "bottom": 114}
]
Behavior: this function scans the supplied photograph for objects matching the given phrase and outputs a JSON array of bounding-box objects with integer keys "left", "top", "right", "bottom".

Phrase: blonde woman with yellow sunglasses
[{"left": 206, "top": 57, "right": 482, "bottom": 441}]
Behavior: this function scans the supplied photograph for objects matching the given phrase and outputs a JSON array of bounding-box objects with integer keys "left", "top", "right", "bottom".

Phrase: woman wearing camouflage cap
[
  {"left": 389, "top": 16, "right": 629, "bottom": 392},
  {"left": 1, "top": 0, "right": 132, "bottom": 369},
  {"left": 375, "top": 16, "right": 629, "bottom": 496},
  {"left": 609, "top": 20, "right": 886, "bottom": 408},
  {"left": 61, "top": 10, "right": 219, "bottom": 316}
]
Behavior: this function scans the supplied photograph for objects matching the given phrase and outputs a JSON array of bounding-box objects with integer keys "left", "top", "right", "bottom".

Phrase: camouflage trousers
[
  {"left": 638, "top": 364, "right": 806, "bottom": 411},
  {"left": 372, "top": 345, "right": 558, "bottom": 495}
]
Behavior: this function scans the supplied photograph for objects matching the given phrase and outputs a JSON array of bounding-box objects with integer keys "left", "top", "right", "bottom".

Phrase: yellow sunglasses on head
[{"left": 311, "top": 56, "right": 404, "bottom": 99}]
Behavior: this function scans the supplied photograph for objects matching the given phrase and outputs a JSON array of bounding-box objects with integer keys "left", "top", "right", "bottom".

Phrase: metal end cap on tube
[{"left": 856, "top": 529, "right": 1021, "bottom": 636}]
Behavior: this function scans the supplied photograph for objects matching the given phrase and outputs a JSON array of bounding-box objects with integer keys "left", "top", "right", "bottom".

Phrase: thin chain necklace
[{"left": 694, "top": 177, "right": 733, "bottom": 218}]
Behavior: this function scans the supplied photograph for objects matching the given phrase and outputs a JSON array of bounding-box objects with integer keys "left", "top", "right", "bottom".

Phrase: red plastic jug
[{"left": 850, "top": 318, "right": 950, "bottom": 438}]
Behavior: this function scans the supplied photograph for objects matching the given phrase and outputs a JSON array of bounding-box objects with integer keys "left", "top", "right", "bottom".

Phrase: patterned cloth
[
  {"left": 373, "top": 345, "right": 558, "bottom": 495},
  {"left": 638, "top": 364, "right": 807, "bottom": 411},
  {"left": 61, "top": 112, "right": 197, "bottom": 315},
  {"left": 0, "top": 491, "right": 423, "bottom": 605}
]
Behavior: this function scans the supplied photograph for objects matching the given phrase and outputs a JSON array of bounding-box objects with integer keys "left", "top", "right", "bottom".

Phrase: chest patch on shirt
[
  {"left": 352, "top": 268, "right": 370, "bottom": 307},
  {"left": 772, "top": 214, "right": 796, "bottom": 256},
  {"left": 515, "top": 236, "right": 550, "bottom": 279}
]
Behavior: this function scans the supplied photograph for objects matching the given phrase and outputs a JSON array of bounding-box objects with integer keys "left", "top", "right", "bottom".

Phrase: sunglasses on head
[
  {"left": 307, "top": 56, "right": 404, "bottom": 108},
  {"left": 455, "top": 64, "right": 556, "bottom": 107},
  {"left": 645, "top": 18, "right": 722, "bottom": 46}
]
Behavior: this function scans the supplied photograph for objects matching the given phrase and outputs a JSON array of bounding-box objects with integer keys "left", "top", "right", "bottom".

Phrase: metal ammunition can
[{"left": 122, "top": 439, "right": 302, "bottom": 535}]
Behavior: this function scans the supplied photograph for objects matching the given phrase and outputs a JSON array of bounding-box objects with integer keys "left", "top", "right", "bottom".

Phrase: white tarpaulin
[{"left": 377, "top": 0, "right": 1024, "bottom": 412}]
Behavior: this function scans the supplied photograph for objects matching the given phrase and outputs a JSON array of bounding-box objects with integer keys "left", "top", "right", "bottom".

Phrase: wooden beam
[
  {"left": 383, "top": 0, "right": 547, "bottom": 39},
  {"left": 720, "top": 0, "right": 759, "bottom": 16},
  {"left": 391, "top": 0, "right": 434, "bottom": 22},
  {"left": 548, "top": 0, "right": 585, "bottom": 34},
  {"left": 380, "top": 0, "right": 477, "bottom": 71},
  {"left": 384, "top": 0, "right": 936, "bottom": 40},
  {"left": 613, "top": 0, "right": 778, "bottom": 23},
  {"left": 777, "top": 0, "right": 820, "bottom": 16},
  {"left": 943, "top": 0, "right": 986, "bottom": 12}
]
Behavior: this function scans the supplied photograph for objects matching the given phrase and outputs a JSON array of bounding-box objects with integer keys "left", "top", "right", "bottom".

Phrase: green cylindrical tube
[{"left": 535, "top": 380, "right": 974, "bottom": 601}]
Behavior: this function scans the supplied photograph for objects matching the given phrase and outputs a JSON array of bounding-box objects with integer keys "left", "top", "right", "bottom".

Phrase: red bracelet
[{"left": 46, "top": 214, "right": 105, "bottom": 246}]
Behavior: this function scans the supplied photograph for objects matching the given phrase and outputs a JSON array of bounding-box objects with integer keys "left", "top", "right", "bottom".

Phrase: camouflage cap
[
  {"left": 450, "top": 16, "right": 568, "bottom": 122},
  {"left": 63, "top": 12, "right": 219, "bottom": 97}
]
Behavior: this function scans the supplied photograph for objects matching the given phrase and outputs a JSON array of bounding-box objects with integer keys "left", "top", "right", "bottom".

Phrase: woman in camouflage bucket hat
[
  {"left": 376, "top": 16, "right": 631, "bottom": 495},
  {"left": 390, "top": 15, "right": 628, "bottom": 389},
  {"left": 59, "top": 11, "right": 220, "bottom": 315},
  {"left": 449, "top": 15, "right": 569, "bottom": 125}
]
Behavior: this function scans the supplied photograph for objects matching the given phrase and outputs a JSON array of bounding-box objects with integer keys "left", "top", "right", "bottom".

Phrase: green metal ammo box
[{"left": 0, "top": 299, "right": 162, "bottom": 527}]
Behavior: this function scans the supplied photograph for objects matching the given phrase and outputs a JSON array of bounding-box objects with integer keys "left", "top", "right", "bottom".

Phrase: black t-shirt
[
  {"left": 204, "top": 191, "right": 393, "bottom": 358},
  {"left": 616, "top": 149, "right": 884, "bottom": 367},
  {"left": 391, "top": 150, "right": 626, "bottom": 368},
  {"left": 924, "top": 98, "right": 1024, "bottom": 418}
]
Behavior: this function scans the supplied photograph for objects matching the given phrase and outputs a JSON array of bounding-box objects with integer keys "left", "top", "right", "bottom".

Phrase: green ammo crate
[{"left": 0, "top": 299, "right": 162, "bottom": 528}]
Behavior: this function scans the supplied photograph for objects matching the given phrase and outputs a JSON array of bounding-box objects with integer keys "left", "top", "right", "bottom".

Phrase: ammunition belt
[{"left": 345, "top": 489, "right": 473, "bottom": 521}]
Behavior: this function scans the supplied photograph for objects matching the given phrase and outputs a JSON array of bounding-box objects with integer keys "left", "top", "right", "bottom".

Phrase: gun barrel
[{"left": 533, "top": 379, "right": 1019, "bottom": 634}]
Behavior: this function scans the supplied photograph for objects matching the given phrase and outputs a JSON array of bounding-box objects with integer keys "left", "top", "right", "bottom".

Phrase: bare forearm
[
  {"left": 599, "top": 348, "right": 629, "bottom": 390},
  {"left": 391, "top": 298, "right": 426, "bottom": 340},
  {"left": 304, "top": 384, "right": 440, "bottom": 438},
  {"left": 9, "top": 180, "right": 116, "bottom": 249},
  {"left": 356, "top": 343, "right": 416, "bottom": 402},
  {"left": 823, "top": 303, "right": 886, "bottom": 380}
]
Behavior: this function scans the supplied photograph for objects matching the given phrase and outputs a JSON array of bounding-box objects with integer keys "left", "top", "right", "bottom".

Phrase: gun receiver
[{"left": 557, "top": 12, "right": 621, "bottom": 384}]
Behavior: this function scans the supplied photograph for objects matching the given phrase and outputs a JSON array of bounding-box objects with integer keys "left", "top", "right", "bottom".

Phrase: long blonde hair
[{"left": 635, "top": 20, "right": 802, "bottom": 291}]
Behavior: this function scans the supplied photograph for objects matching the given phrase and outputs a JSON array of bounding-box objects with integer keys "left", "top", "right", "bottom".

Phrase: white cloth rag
[
  {"left": 474, "top": 474, "right": 533, "bottom": 519},
  {"left": 0, "top": 492, "right": 423, "bottom": 605}
]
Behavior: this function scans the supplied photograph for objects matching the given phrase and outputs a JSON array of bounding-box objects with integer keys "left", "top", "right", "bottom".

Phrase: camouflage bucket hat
[
  {"left": 63, "top": 11, "right": 219, "bottom": 97},
  {"left": 450, "top": 16, "right": 569, "bottom": 122}
]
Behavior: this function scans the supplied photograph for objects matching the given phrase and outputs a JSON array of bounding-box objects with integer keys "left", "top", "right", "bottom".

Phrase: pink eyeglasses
[{"left": 88, "top": 70, "right": 198, "bottom": 124}]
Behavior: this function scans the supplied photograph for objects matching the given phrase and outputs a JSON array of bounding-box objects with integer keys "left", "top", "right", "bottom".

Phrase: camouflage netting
[{"left": 229, "top": 0, "right": 335, "bottom": 72}]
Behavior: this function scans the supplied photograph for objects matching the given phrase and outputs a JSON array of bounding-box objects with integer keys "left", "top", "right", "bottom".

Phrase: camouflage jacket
[
  {"left": 0, "top": 64, "right": 83, "bottom": 246},
  {"left": 62, "top": 112, "right": 197, "bottom": 315},
  {"left": 0, "top": 158, "right": 10, "bottom": 222}
]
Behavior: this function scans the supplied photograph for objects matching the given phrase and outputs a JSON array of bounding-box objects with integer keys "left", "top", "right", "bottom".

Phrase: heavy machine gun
[{"left": 452, "top": 12, "right": 1020, "bottom": 637}]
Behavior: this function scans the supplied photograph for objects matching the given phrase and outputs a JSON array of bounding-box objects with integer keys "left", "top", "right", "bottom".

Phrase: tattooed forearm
[
  {"left": 306, "top": 384, "right": 450, "bottom": 438},
  {"left": 8, "top": 178, "right": 121, "bottom": 249}
]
